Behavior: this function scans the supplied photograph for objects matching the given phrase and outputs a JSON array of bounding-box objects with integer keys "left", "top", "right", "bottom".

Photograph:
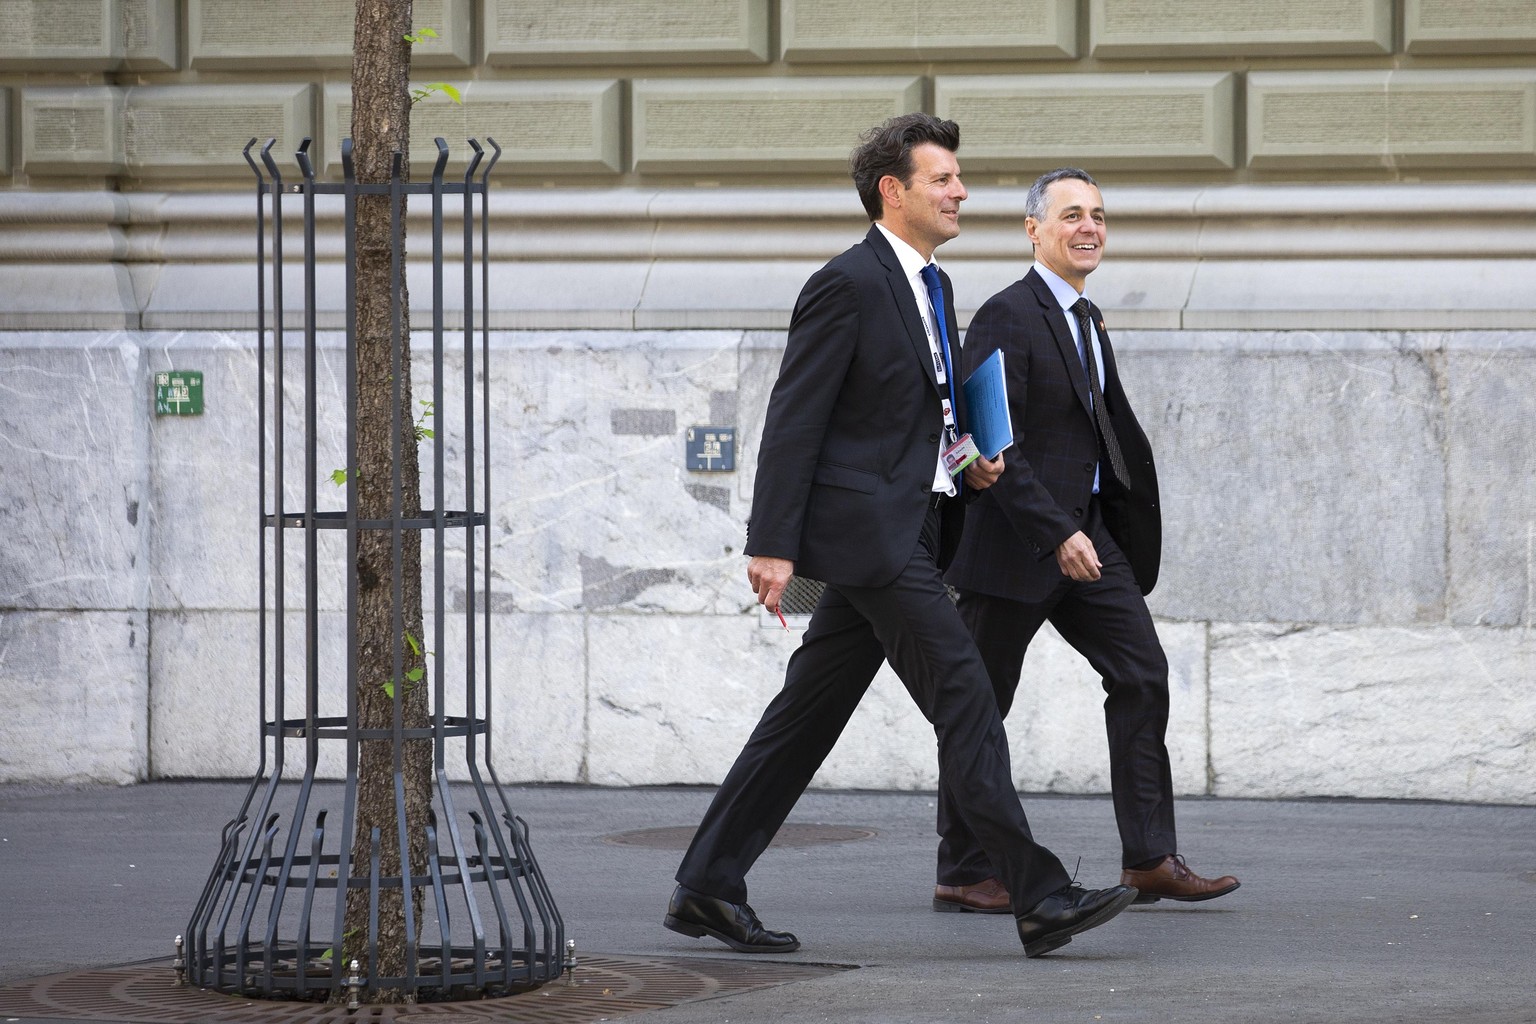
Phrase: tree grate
[{"left": 0, "top": 956, "right": 852, "bottom": 1024}]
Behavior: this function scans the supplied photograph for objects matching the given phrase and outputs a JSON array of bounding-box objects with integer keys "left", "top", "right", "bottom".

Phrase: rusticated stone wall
[{"left": 0, "top": 0, "right": 1533, "bottom": 186}]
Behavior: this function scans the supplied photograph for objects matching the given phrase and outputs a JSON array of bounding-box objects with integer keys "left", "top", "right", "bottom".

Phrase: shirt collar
[
  {"left": 1032, "top": 261, "right": 1086, "bottom": 312},
  {"left": 876, "top": 223, "right": 936, "bottom": 281}
]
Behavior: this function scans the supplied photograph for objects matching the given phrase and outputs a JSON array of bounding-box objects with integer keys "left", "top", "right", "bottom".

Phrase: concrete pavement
[{"left": 1, "top": 781, "right": 1533, "bottom": 1023}]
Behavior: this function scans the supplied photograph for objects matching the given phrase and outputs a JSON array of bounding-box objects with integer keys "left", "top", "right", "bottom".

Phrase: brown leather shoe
[
  {"left": 933, "top": 876, "right": 1011, "bottom": 914},
  {"left": 1121, "top": 854, "right": 1240, "bottom": 904}
]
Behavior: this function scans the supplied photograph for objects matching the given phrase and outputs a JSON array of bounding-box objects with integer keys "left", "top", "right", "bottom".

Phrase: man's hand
[
  {"left": 1056, "top": 530, "right": 1102, "bottom": 582},
  {"left": 962, "top": 451, "right": 1005, "bottom": 490},
  {"left": 747, "top": 555, "right": 796, "bottom": 613}
]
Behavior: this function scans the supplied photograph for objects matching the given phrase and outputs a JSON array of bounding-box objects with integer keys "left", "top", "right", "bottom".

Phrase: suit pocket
[{"left": 812, "top": 461, "right": 878, "bottom": 494}]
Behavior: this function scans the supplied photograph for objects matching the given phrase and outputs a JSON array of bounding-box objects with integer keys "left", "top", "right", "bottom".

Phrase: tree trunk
[{"left": 341, "top": 0, "right": 432, "bottom": 1002}]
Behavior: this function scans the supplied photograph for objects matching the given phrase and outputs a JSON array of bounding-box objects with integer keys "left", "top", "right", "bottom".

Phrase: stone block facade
[
  {"left": 0, "top": 0, "right": 1534, "bottom": 186},
  {"left": 0, "top": 1, "right": 1532, "bottom": 805}
]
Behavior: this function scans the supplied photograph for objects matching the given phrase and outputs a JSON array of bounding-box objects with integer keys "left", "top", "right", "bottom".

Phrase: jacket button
[
  {"left": 1073, "top": 507, "right": 1084, "bottom": 518},
  {"left": 929, "top": 433, "right": 940, "bottom": 443},
  {"left": 1084, "top": 463, "right": 1094, "bottom": 473}
]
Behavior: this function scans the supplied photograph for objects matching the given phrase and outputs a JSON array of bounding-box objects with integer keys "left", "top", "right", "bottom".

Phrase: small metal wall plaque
[{"left": 686, "top": 425, "right": 735, "bottom": 471}]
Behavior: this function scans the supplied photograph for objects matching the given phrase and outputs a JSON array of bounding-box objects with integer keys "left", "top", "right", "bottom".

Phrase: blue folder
[{"left": 961, "top": 348, "right": 1014, "bottom": 459}]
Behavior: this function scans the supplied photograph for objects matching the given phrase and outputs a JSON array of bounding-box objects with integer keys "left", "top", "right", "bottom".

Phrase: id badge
[{"left": 941, "top": 433, "right": 980, "bottom": 477}]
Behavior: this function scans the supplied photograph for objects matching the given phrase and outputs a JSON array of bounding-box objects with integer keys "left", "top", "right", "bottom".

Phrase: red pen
[{"left": 775, "top": 606, "right": 790, "bottom": 631}]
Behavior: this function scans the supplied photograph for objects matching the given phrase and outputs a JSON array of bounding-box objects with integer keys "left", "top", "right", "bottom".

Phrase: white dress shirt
[
  {"left": 1033, "top": 260, "right": 1106, "bottom": 493},
  {"left": 876, "top": 224, "right": 956, "bottom": 495}
]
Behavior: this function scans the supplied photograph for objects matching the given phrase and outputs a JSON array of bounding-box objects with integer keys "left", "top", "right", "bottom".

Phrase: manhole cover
[
  {"left": 602, "top": 823, "right": 878, "bottom": 849},
  {"left": 0, "top": 956, "right": 852, "bottom": 1023}
]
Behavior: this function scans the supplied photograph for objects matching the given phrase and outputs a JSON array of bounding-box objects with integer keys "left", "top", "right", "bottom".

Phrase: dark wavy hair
[{"left": 850, "top": 113, "right": 961, "bottom": 222}]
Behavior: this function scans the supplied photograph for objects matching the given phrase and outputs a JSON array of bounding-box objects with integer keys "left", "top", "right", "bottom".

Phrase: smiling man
[
  {"left": 665, "top": 124, "right": 1137, "bottom": 961},
  {"left": 936, "top": 168, "right": 1240, "bottom": 915}
]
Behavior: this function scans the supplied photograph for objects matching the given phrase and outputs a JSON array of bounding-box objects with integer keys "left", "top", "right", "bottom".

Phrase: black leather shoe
[
  {"left": 663, "top": 885, "right": 800, "bottom": 953},
  {"left": 1015, "top": 883, "right": 1138, "bottom": 958}
]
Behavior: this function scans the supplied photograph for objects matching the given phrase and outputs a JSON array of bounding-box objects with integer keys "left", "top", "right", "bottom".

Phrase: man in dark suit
[
  {"left": 937, "top": 168, "right": 1239, "bottom": 914},
  {"left": 664, "top": 120, "right": 1137, "bottom": 959}
]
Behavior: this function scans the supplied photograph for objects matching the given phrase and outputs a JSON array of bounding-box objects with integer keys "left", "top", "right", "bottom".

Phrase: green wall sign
[{"left": 155, "top": 371, "right": 203, "bottom": 415}]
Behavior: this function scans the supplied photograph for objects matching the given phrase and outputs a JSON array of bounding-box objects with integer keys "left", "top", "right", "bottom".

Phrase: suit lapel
[
  {"left": 867, "top": 226, "right": 942, "bottom": 391},
  {"left": 1025, "top": 269, "right": 1093, "bottom": 417}
]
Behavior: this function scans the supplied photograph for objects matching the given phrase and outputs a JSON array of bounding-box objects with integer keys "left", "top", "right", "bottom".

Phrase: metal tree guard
[{"left": 183, "top": 136, "right": 565, "bottom": 1000}]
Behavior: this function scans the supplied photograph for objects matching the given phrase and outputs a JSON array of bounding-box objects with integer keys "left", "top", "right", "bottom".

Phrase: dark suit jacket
[
  {"left": 945, "top": 268, "right": 1161, "bottom": 602},
  {"left": 745, "top": 225, "right": 967, "bottom": 587}
]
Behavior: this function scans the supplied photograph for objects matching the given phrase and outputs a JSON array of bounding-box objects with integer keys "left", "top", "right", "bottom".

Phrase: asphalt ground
[{"left": 2, "top": 781, "right": 1533, "bottom": 1023}]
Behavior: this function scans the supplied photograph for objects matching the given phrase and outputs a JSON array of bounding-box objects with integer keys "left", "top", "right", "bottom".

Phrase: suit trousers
[
  {"left": 939, "top": 499, "right": 1176, "bottom": 881},
  {"left": 676, "top": 503, "right": 1072, "bottom": 916}
]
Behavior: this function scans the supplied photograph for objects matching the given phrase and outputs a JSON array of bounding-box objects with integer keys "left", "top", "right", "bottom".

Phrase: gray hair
[{"left": 1024, "top": 167, "right": 1098, "bottom": 222}]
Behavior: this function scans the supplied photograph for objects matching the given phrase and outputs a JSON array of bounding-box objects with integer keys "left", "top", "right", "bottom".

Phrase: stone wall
[
  {"left": 0, "top": 0, "right": 1533, "bottom": 802},
  {"left": 0, "top": 0, "right": 1534, "bottom": 188},
  {"left": 2, "top": 314, "right": 1533, "bottom": 801}
]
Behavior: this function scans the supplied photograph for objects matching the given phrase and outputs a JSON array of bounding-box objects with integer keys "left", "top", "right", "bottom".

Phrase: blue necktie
[{"left": 919, "top": 264, "right": 958, "bottom": 434}]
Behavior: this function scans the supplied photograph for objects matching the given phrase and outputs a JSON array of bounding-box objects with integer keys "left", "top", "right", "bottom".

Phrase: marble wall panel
[
  {"left": 1444, "top": 334, "right": 1536, "bottom": 628},
  {"left": 144, "top": 333, "right": 350, "bottom": 614},
  {"left": 1121, "top": 332, "right": 1447, "bottom": 626},
  {"left": 148, "top": 609, "right": 267, "bottom": 778},
  {"left": 479, "top": 612, "right": 588, "bottom": 783},
  {"left": 586, "top": 613, "right": 785, "bottom": 785},
  {"left": 0, "top": 610, "right": 148, "bottom": 783},
  {"left": 1209, "top": 625, "right": 1535, "bottom": 803},
  {"left": 150, "top": 608, "right": 588, "bottom": 783},
  {"left": 1002, "top": 622, "right": 1210, "bottom": 798},
  {"left": 484, "top": 332, "right": 747, "bottom": 617},
  {"left": 0, "top": 334, "right": 150, "bottom": 611}
]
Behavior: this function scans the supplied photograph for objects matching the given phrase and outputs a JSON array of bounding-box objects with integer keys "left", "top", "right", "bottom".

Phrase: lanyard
[{"left": 918, "top": 292, "right": 960, "bottom": 444}]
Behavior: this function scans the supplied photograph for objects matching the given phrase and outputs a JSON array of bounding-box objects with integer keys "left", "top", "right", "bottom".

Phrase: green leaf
[
  {"left": 405, "top": 667, "right": 425, "bottom": 683},
  {"left": 427, "top": 82, "right": 463, "bottom": 105},
  {"left": 405, "top": 632, "right": 422, "bottom": 657},
  {"left": 330, "top": 469, "right": 348, "bottom": 486},
  {"left": 382, "top": 679, "right": 395, "bottom": 699}
]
